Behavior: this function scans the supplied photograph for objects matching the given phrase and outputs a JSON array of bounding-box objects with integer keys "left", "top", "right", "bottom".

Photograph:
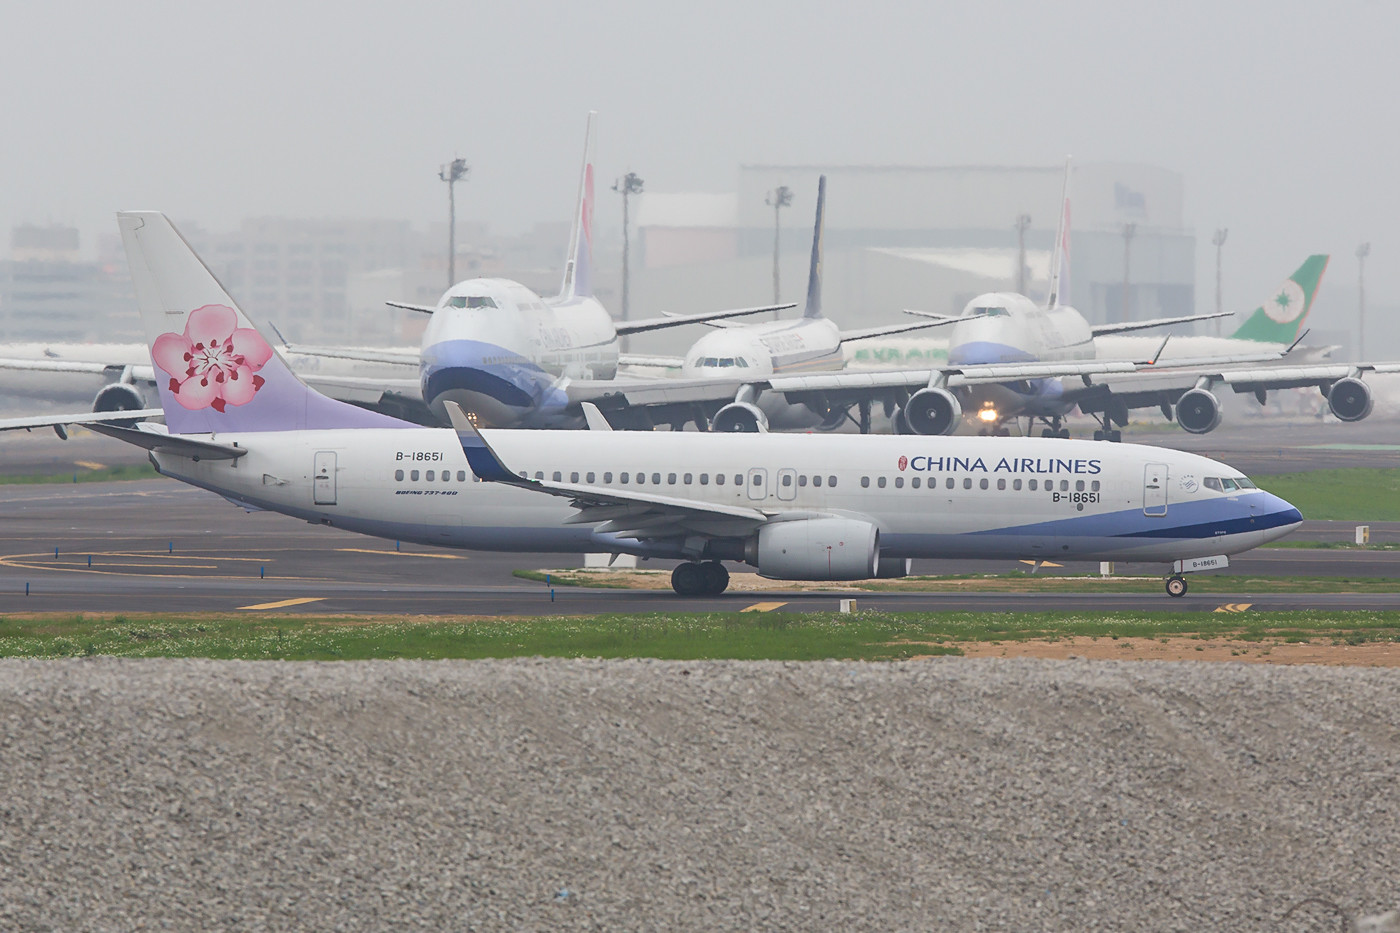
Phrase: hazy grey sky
[{"left": 3, "top": 0, "right": 1397, "bottom": 308}]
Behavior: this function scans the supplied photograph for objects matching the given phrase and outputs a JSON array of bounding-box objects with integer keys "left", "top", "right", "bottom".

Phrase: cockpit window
[
  {"left": 971, "top": 306, "right": 1010, "bottom": 317},
  {"left": 1221, "top": 478, "right": 1239, "bottom": 491},
  {"left": 447, "top": 296, "right": 498, "bottom": 309},
  {"left": 1203, "top": 476, "right": 1255, "bottom": 493},
  {"left": 1236, "top": 477, "right": 1256, "bottom": 489},
  {"left": 1204, "top": 477, "right": 1223, "bottom": 492}
]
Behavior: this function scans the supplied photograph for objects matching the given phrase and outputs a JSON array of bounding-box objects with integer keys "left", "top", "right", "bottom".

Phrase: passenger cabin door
[
  {"left": 776, "top": 468, "right": 797, "bottom": 501},
  {"left": 746, "top": 468, "right": 768, "bottom": 501},
  {"left": 1143, "top": 463, "right": 1167, "bottom": 517},
  {"left": 314, "top": 451, "right": 337, "bottom": 505}
]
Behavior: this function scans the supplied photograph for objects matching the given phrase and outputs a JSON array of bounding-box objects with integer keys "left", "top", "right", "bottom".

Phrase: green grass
[
  {"left": 1, "top": 610, "right": 1398, "bottom": 661},
  {"left": 0, "top": 463, "right": 158, "bottom": 485},
  {"left": 1254, "top": 468, "right": 1400, "bottom": 521}
]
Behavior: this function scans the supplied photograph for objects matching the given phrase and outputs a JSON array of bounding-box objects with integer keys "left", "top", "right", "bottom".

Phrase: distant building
[{"left": 0, "top": 225, "right": 139, "bottom": 343}]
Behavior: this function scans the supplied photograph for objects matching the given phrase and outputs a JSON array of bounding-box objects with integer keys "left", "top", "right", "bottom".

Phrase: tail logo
[
  {"left": 152, "top": 304, "right": 274, "bottom": 412},
  {"left": 1262, "top": 279, "right": 1306, "bottom": 324},
  {"left": 897, "top": 455, "right": 908, "bottom": 471}
]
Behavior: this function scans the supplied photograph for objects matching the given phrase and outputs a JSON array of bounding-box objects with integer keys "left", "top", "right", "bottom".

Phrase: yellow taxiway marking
[
  {"left": 741, "top": 602, "right": 788, "bottom": 613},
  {"left": 1018, "top": 560, "right": 1063, "bottom": 568},
  {"left": 239, "top": 597, "right": 326, "bottom": 611},
  {"left": 74, "top": 460, "right": 107, "bottom": 470},
  {"left": 334, "top": 548, "right": 467, "bottom": 559},
  {"left": 1213, "top": 603, "right": 1253, "bottom": 613}
]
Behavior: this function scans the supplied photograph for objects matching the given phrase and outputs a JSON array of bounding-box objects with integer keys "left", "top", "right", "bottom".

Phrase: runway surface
[{"left": 1, "top": 479, "right": 1395, "bottom": 615}]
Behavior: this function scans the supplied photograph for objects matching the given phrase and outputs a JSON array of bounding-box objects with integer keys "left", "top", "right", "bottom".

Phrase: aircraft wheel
[
  {"left": 671, "top": 562, "right": 706, "bottom": 596},
  {"left": 1165, "top": 576, "right": 1188, "bottom": 598},
  {"left": 1058, "top": 429, "right": 1071, "bottom": 439},
  {"left": 1093, "top": 430, "right": 1105, "bottom": 441},
  {"left": 1109, "top": 430, "right": 1122, "bottom": 443},
  {"left": 701, "top": 561, "right": 730, "bottom": 595},
  {"left": 1041, "top": 428, "right": 1055, "bottom": 438}
]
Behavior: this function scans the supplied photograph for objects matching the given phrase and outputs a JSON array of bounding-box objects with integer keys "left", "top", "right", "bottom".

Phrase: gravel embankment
[{"left": 0, "top": 657, "right": 1396, "bottom": 931}]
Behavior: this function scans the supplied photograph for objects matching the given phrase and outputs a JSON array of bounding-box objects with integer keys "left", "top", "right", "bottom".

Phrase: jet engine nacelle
[
  {"left": 902, "top": 387, "right": 962, "bottom": 436},
  {"left": 1327, "top": 377, "right": 1373, "bottom": 422},
  {"left": 93, "top": 383, "right": 146, "bottom": 413},
  {"left": 1175, "top": 388, "right": 1222, "bottom": 435},
  {"left": 874, "top": 556, "right": 910, "bottom": 579},
  {"left": 748, "top": 518, "right": 879, "bottom": 581},
  {"left": 711, "top": 401, "right": 768, "bottom": 433}
]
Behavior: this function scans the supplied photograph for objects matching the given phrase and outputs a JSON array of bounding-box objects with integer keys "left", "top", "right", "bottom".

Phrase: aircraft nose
[{"left": 1256, "top": 491, "right": 1303, "bottom": 538}]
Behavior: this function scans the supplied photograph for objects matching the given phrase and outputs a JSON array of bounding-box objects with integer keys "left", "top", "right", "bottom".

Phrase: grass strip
[
  {"left": 0, "top": 610, "right": 1397, "bottom": 662},
  {"left": 1254, "top": 468, "right": 1400, "bottom": 521}
]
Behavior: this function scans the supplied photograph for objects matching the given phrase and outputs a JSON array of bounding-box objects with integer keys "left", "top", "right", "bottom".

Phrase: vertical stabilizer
[
  {"left": 559, "top": 111, "right": 597, "bottom": 300},
  {"left": 118, "top": 212, "right": 408, "bottom": 434},
  {"left": 802, "top": 175, "right": 826, "bottom": 319},
  {"left": 1229, "top": 255, "right": 1330, "bottom": 344},
  {"left": 1045, "top": 157, "right": 1072, "bottom": 308}
]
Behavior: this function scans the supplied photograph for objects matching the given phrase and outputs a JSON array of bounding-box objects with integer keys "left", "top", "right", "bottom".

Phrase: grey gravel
[{"left": 0, "top": 657, "right": 1396, "bottom": 931}]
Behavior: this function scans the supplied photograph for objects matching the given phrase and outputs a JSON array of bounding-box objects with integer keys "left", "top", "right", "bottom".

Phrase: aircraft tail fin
[
  {"left": 118, "top": 212, "right": 409, "bottom": 435},
  {"left": 1229, "top": 255, "right": 1330, "bottom": 344},
  {"left": 1045, "top": 157, "right": 1072, "bottom": 308},
  {"left": 802, "top": 175, "right": 827, "bottom": 319},
  {"left": 559, "top": 111, "right": 597, "bottom": 300}
]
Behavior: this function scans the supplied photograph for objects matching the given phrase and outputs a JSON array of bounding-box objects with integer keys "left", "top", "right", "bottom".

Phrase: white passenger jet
[{"left": 1, "top": 211, "right": 1304, "bottom": 599}]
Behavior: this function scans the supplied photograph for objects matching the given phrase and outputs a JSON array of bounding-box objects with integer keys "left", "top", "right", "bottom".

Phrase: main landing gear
[
  {"left": 1165, "top": 575, "right": 1188, "bottom": 598},
  {"left": 671, "top": 561, "right": 731, "bottom": 596},
  {"left": 1037, "top": 416, "right": 1071, "bottom": 439}
]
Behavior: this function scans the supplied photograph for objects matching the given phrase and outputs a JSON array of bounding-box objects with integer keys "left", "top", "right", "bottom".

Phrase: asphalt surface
[{"left": 1, "top": 479, "right": 1396, "bottom": 615}]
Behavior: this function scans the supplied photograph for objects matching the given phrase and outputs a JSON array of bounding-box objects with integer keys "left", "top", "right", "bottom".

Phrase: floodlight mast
[
  {"left": 1357, "top": 242, "right": 1371, "bottom": 353},
  {"left": 1212, "top": 228, "right": 1228, "bottom": 337},
  {"left": 613, "top": 172, "right": 644, "bottom": 332},
  {"left": 439, "top": 157, "right": 470, "bottom": 288}
]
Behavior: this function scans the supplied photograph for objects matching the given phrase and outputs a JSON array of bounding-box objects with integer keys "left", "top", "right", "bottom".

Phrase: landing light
[{"left": 977, "top": 407, "right": 999, "bottom": 423}]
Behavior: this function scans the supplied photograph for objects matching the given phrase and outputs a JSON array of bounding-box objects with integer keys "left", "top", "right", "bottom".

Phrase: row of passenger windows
[
  {"left": 860, "top": 476, "right": 1102, "bottom": 493},
  {"left": 1204, "top": 477, "right": 1257, "bottom": 491},
  {"left": 522, "top": 470, "right": 841, "bottom": 488},
  {"left": 395, "top": 469, "right": 475, "bottom": 483}
]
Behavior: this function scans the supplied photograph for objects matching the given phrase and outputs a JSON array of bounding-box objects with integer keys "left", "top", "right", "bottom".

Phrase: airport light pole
[
  {"left": 1014, "top": 213, "right": 1032, "bottom": 295},
  {"left": 1121, "top": 222, "right": 1137, "bottom": 321},
  {"left": 613, "top": 172, "right": 644, "bottom": 331},
  {"left": 1212, "top": 228, "right": 1228, "bottom": 337},
  {"left": 439, "top": 157, "right": 470, "bottom": 288},
  {"left": 1357, "top": 242, "right": 1371, "bottom": 354},
  {"left": 766, "top": 186, "right": 793, "bottom": 317}
]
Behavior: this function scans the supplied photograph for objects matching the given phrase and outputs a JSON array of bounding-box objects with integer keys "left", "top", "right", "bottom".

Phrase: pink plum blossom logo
[
  {"left": 897, "top": 455, "right": 908, "bottom": 471},
  {"left": 152, "top": 305, "right": 275, "bottom": 412}
]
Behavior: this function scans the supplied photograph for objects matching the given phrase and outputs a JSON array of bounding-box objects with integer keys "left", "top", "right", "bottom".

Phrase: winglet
[
  {"left": 802, "top": 175, "right": 826, "bottom": 319},
  {"left": 559, "top": 111, "right": 597, "bottom": 300},
  {"left": 1150, "top": 334, "right": 1171, "bottom": 365},
  {"left": 445, "top": 400, "right": 521, "bottom": 483},
  {"left": 581, "top": 402, "right": 614, "bottom": 431},
  {"left": 1045, "top": 157, "right": 1072, "bottom": 308}
]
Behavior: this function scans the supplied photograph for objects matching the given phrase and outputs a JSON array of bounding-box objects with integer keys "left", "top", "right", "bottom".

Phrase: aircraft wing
[
  {"left": 284, "top": 345, "right": 420, "bottom": 367},
  {"left": 385, "top": 301, "right": 439, "bottom": 314},
  {"left": 1066, "top": 360, "right": 1400, "bottom": 416},
  {"left": 618, "top": 354, "right": 685, "bottom": 369},
  {"left": 447, "top": 402, "right": 771, "bottom": 540},
  {"left": 0, "top": 357, "right": 156, "bottom": 382},
  {"left": 0, "top": 408, "right": 165, "bottom": 432},
  {"left": 615, "top": 303, "right": 796, "bottom": 335},
  {"left": 1090, "top": 311, "right": 1234, "bottom": 337},
  {"left": 836, "top": 316, "right": 962, "bottom": 345}
]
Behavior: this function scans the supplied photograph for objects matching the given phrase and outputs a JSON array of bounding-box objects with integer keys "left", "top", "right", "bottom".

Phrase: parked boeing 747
[{"left": 2, "top": 212, "right": 1304, "bottom": 598}]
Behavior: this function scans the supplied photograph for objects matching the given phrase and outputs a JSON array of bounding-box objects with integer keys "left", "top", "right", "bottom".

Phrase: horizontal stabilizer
[{"left": 86, "top": 422, "right": 246, "bottom": 460}]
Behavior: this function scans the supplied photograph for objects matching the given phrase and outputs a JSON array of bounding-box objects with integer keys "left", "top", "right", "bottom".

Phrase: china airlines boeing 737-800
[{"left": 3, "top": 211, "right": 1303, "bottom": 598}]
